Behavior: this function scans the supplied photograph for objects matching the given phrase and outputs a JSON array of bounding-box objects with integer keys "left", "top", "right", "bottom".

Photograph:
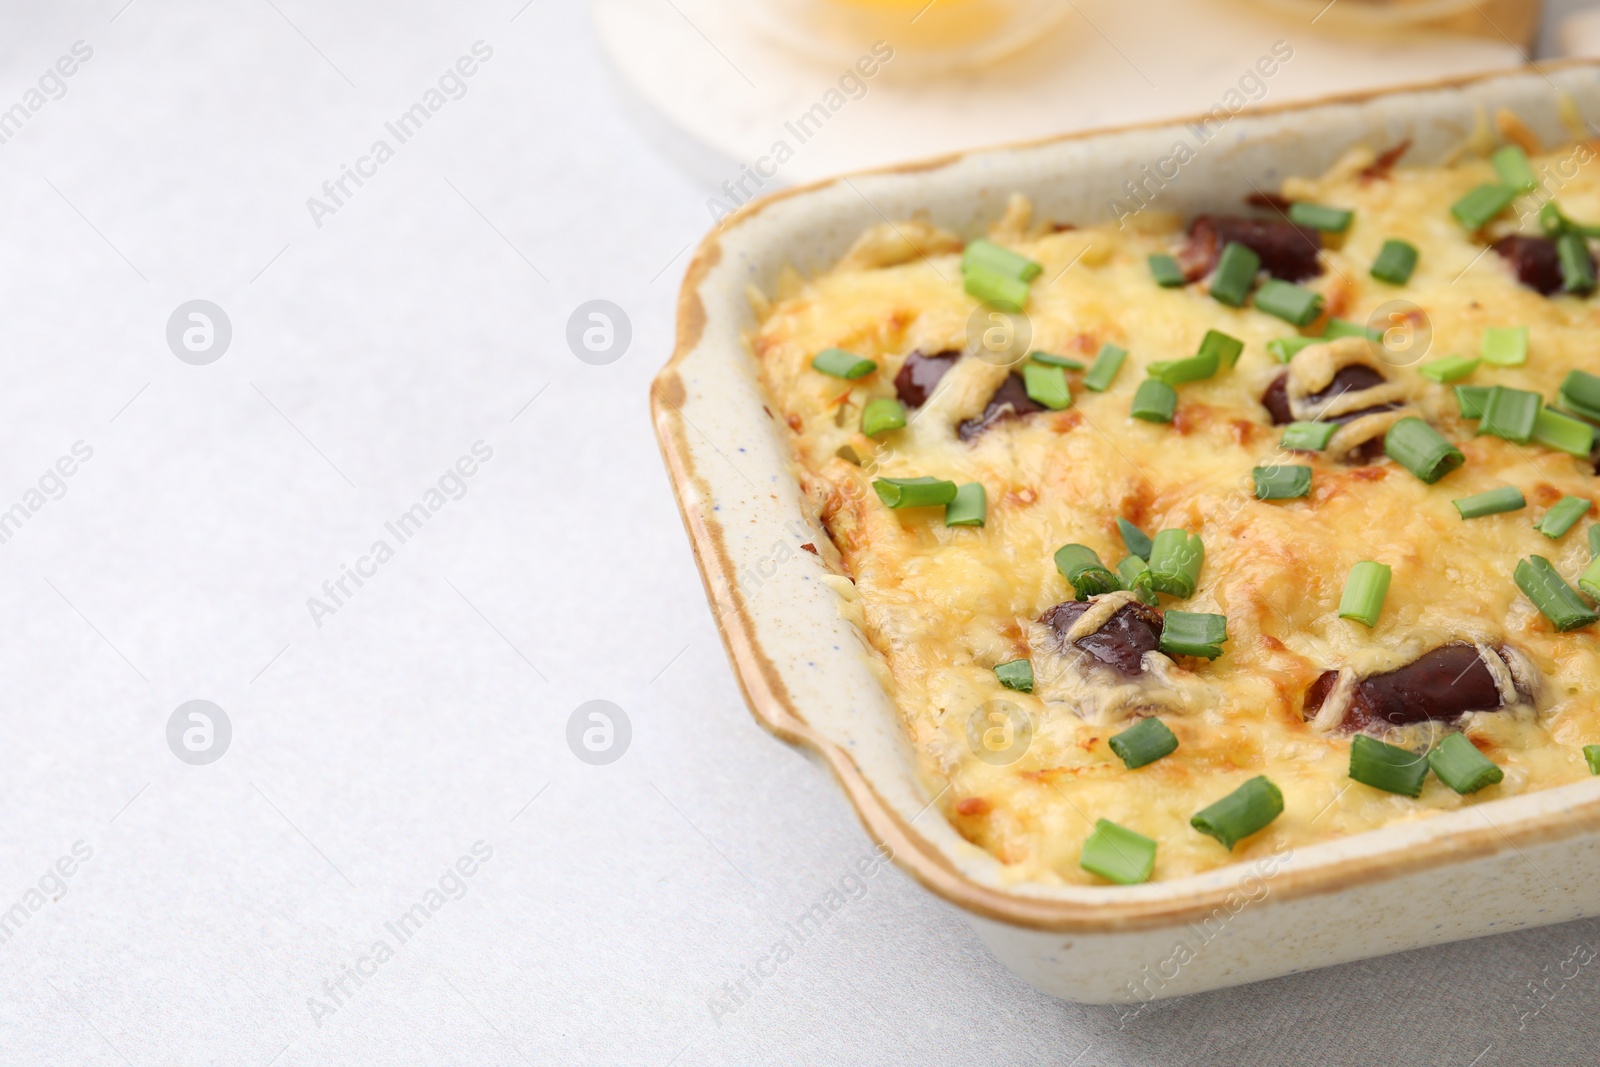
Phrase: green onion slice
[
  {"left": 1083, "top": 343, "right": 1127, "bottom": 392},
  {"left": 1339, "top": 560, "right": 1391, "bottom": 627},
  {"left": 1481, "top": 325, "right": 1529, "bottom": 367},
  {"left": 1029, "top": 351, "right": 1086, "bottom": 369},
  {"left": 1109, "top": 717, "right": 1178, "bottom": 770},
  {"left": 1581, "top": 554, "right": 1600, "bottom": 601},
  {"left": 1117, "top": 557, "right": 1158, "bottom": 604},
  {"left": 1268, "top": 336, "right": 1319, "bottom": 363},
  {"left": 961, "top": 262, "right": 1030, "bottom": 312},
  {"left": 1478, "top": 386, "right": 1542, "bottom": 444},
  {"left": 1149, "top": 354, "right": 1216, "bottom": 387},
  {"left": 1023, "top": 362, "right": 1072, "bottom": 410},
  {"left": 1324, "top": 318, "right": 1380, "bottom": 342},
  {"left": 1542, "top": 201, "right": 1600, "bottom": 238},
  {"left": 1428, "top": 732, "right": 1503, "bottom": 795},
  {"left": 1253, "top": 465, "right": 1312, "bottom": 500},
  {"left": 1533, "top": 408, "right": 1597, "bottom": 457},
  {"left": 1591, "top": 525, "right": 1600, "bottom": 557},
  {"left": 1559, "top": 232, "right": 1597, "bottom": 295},
  {"left": 1054, "top": 543, "right": 1122, "bottom": 601},
  {"left": 873, "top": 476, "right": 957, "bottom": 509},
  {"left": 1255, "top": 280, "right": 1324, "bottom": 327},
  {"left": 1144, "top": 529, "right": 1205, "bottom": 599},
  {"left": 1198, "top": 329, "right": 1245, "bottom": 369},
  {"left": 1209, "top": 241, "right": 1260, "bottom": 307},
  {"left": 1191, "top": 777, "right": 1283, "bottom": 850},
  {"left": 1349, "top": 734, "right": 1429, "bottom": 798},
  {"left": 1288, "top": 202, "right": 1353, "bottom": 232},
  {"left": 1492, "top": 144, "right": 1537, "bottom": 192},
  {"left": 1131, "top": 379, "right": 1177, "bottom": 422},
  {"left": 1116, "top": 517, "right": 1153, "bottom": 561},
  {"left": 1453, "top": 486, "right": 1526, "bottom": 519},
  {"left": 1385, "top": 418, "right": 1465, "bottom": 483},
  {"left": 1515, "top": 556, "right": 1599, "bottom": 631},
  {"left": 1536, "top": 496, "right": 1592, "bottom": 539},
  {"left": 1371, "top": 238, "right": 1419, "bottom": 285},
  {"left": 813, "top": 348, "right": 876, "bottom": 379},
  {"left": 1456, "top": 385, "right": 1491, "bottom": 420},
  {"left": 1079, "top": 819, "right": 1157, "bottom": 885},
  {"left": 1451, "top": 183, "right": 1518, "bottom": 230},
  {"left": 1418, "top": 355, "right": 1479, "bottom": 383},
  {"left": 861, "top": 397, "right": 906, "bottom": 437},
  {"left": 1148, "top": 254, "right": 1186, "bottom": 288},
  {"left": 993, "top": 658, "right": 1032, "bottom": 693},
  {"left": 962, "top": 238, "right": 1041, "bottom": 281},
  {"left": 1586, "top": 744, "right": 1600, "bottom": 775},
  {"left": 1159, "top": 610, "right": 1228, "bottom": 659},
  {"left": 1281, "top": 421, "right": 1339, "bottom": 451},
  {"left": 944, "top": 482, "right": 987, "bottom": 527},
  {"left": 1560, "top": 369, "right": 1600, "bottom": 422}
]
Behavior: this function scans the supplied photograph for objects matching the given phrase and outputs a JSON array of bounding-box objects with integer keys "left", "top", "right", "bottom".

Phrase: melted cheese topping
[{"left": 753, "top": 143, "right": 1600, "bottom": 885}]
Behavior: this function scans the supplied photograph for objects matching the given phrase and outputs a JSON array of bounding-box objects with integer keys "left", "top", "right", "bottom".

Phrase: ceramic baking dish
[{"left": 652, "top": 62, "right": 1600, "bottom": 1003}]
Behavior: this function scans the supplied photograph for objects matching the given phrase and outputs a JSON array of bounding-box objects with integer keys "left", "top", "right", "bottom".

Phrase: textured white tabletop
[{"left": 1, "top": 2, "right": 1597, "bottom": 1064}]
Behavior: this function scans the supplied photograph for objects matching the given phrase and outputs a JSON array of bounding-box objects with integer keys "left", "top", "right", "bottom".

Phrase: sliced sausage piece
[
  {"left": 1042, "top": 599, "right": 1164, "bottom": 676},
  {"left": 1493, "top": 236, "right": 1565, "bottom": 296},
  {"left": 894, "top": 349, "right": 960, "bottom": 408},
  {"left": 958, "top": 373, "right": 1044, "bottom": 441},
  {"left": 1179, "top": 215, "right": 1323, "bottom": 283},
  {"left": 1303, "top": 643, "right": 1505, "bottom": 732}
]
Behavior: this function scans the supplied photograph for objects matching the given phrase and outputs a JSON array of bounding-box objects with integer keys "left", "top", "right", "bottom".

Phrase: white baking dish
[{"left": 652, "top": 62, "right": 1600, "bottom": 1003}]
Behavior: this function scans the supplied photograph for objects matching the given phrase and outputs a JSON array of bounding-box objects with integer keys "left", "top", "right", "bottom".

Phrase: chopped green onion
[
  {"left": 1451, "top": 183, "right": 1518, "bottom": 230},
  {"left": 813, "top": 348, "right": 876, "bottom": 379},
  {"left": 1477, "top": 386, "right": 1542, "bottom": 444},
  {"left": 1281, "top": 421, "right": 1339, "bottom": 451},
  {"left": 1339, "top": 560, "right": 1391, "bottom": 627},
  {"left": 1148, "top": 254, "right": 1186, "bottom": 288},
  {"left": 1349, "top": 734, "right": 1429, "bottom": 798},
  {"left": 1481, "top": 325, "right": 1528, "bottom": 367},
  {"left": 1560, "top": 232, "right": 1597, "bottom": 295},
  {"left": 1371, "top": 238, "right": 1419, "bottom": 285},
  {"left": 1131, "top": 378, "right": 1177, "bottom": 422},
  {"left": 1591, "top": 525, "right": 1600, "bottom": 557},
  {"left": 1289, "top": 201, "right": 1353, "bottom": 232},
  {"left": 961, "top": 262, "right": 1030, "bottom": 311},
  {"left": 1190, "top": 777, "right": 1283, "bottom": 850},
  {"left": 1023, "top": 362, "right": 1072, "bottom": 410},
  {"left": 1492, "top": 144, "right": 1537, "bottom": 192},
  {"left": 1083, "top": 343, "right": 1127, "bottom": 392},
  {"left": 1418, "top": 355, "right": 1479, "bottom": 383},
  {"left": 1159, "top": 610, "right": 1228, "bottom": 659},
  {"left": 993, "top": 658, "right": 1032, "bottom": 692},
  {"left": 860, "top": 397, "right": 906, "bottom": 437},
  {"left": 1586, "top": 745, "right": 1600, "bottom": 775},
  {"left": 1536, "top": 496, "right": 1592, "bottom": 539},
  {"left": 1079, "top": 819, "right": 1157, "bottom": 885},
  {"left": 873, "top": 476, "right": 958, "bottom": 508},
  {"left": 1198, "top": 329, "right": 1245, "bottom": 369},
  {"left": 1148, "top": 353, "right": 1217, "bottom": 386},
  {"left": 1029, "top": 351, "right": 1086, "bottom": 369},
  {"left": 1428, "top": 732, "right": 1503, "bottom": 795},
  {"left": 1109, "top": 717, "right": 1178, "bottom": 769},
  {"left": 1541, "top": 201, "right": 1600, "bottom": 238},
  {"left": 1456, "top": 385, "right": 1491, "bottom": 420},
  {"left": 1582, "top": 551, "right": 1600, "bottom": 601},
  {"left": 1117, "top": 556, "right": 1157, "bottom": 604},
  {"left": 1255, "top": 280, "right": 1324, "bottom": 327},
  {"left": 1253, "top": 465, "right": 1313, "bottom": 500},
  {"left": 1209, "top": 241, "right": 1260, "bottom": 307},
  {"left": 1054, "top": 543, "right": 1122, "bottom": 601},
  {"left": 962, "top": 238, "right": 1041, "bottom": 281},
  {"left": 1144, "top": 529, "right": 1205, "bottom": 599},
  {"left": 944, "top": 482, "right": 987, "bottom": 527},
  {"left": 1515, "top": 556, "right": 1599, "bottom": 631},
  {"left": 1560, "top": 370, "right": 1600, "bottom": 422},
  {"left": 1268, "top": 336, "right": 1319, "bottom": 363},
  {"left": 1116, "top": 518, "right": 1152, "bottom": 561},
  {"left": 1324, "top": 318, "right": 1380, "bottom": 342},
  {"left": 1453, "top": 486, "right": 1526, "bottom": 519},
  {"left": 1385, "top": 418, "right": 1465, "bottom": 483}
]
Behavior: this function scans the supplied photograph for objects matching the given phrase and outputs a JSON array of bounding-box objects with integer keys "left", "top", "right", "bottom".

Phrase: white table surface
[{"left": 2, "top": 2, "right": 1598, "bottom": 1064}]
